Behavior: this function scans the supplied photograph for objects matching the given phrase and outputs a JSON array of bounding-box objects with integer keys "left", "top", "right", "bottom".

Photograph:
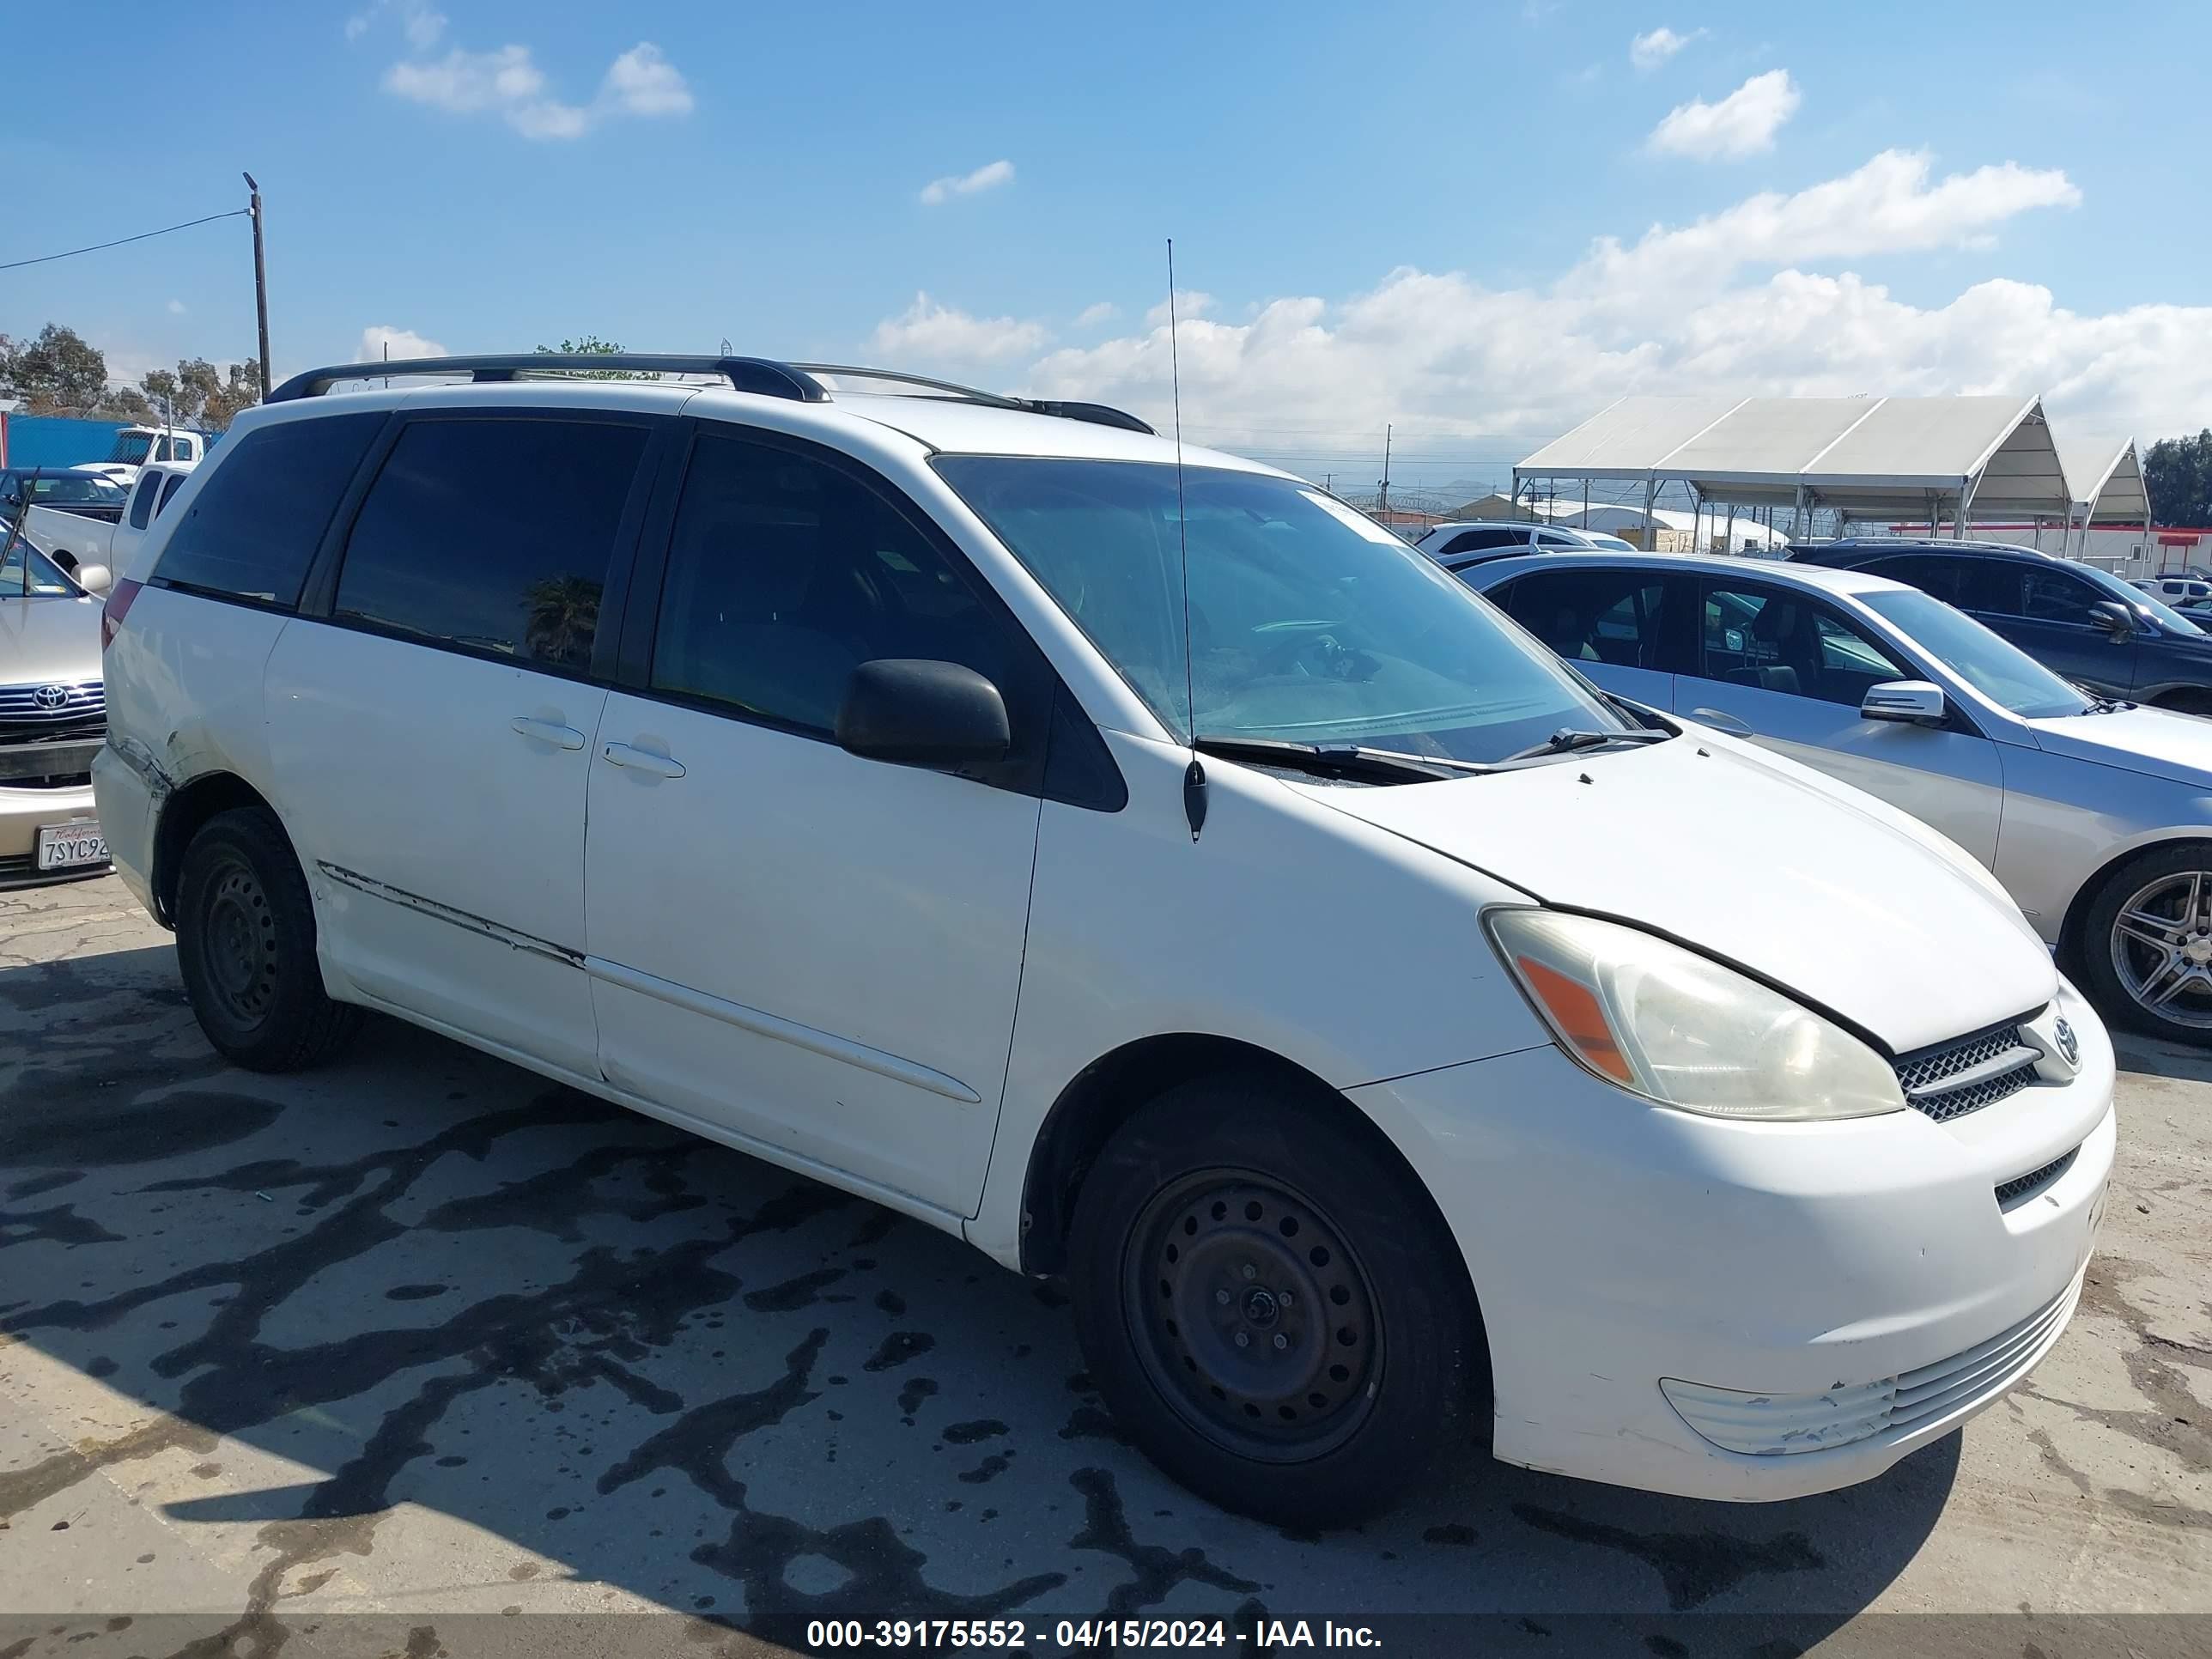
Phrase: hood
[
  {"left": 2027, "top": 703, "right": 2212, "bottom": 787},
  {"left": 1288, "top": 735, "right": 2055, "bottom": 1056},
  {"left": 0, "top": 594, "right": 103, "bottom": 687}
]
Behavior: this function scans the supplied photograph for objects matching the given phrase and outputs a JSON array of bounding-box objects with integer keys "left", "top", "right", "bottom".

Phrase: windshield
[
  {"left": 11, "top": 471, "right": 126, "bottom": 506},
  {"left": 934, "top": 458, "right": 1631, "bottom": 763},
  {"left": 106, "top": 433, "right": 154, "bottom": 465},
  {"left": 1858, "top": 588, "right": 2089, "bottom": 719},
  {"left": 0, "top": 534, "right": 82, "bottom": 599},
  {"left": 2078, "top": 561, "right": 2203, "bottom": 635}
]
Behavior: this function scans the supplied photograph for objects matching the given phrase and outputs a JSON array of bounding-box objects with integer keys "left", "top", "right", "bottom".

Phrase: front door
[
  {"left": 1978, "top": 563, "right": 2136, "bottom": 697},
  {"left": 266, "top": 409, "right": 659, "bottom": 1077},
  {"left": 583, "top": 425, "right": 1048, "bottom": 1217},
  {"left": 1684, "top": 580, "right": 2004, "bottom": 864}
]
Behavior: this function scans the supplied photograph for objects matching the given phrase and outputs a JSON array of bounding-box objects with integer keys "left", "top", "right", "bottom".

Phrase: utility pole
[
  {"left": 1376, "top": 424, "right": 1392, "bottom": 523},
  {"left": 244, "top": 172, "right": 271, "bottom": 399}
]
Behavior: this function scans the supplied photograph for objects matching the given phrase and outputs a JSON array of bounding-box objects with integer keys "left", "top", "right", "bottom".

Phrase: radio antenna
[{"left": 1168, "top": 237, "right": 1206, "bottom": 841}]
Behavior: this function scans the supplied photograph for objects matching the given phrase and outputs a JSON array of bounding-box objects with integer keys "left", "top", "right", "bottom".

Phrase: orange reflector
[{"left": 1516, "top": 955, "right": 1633, "bottom": 1084}]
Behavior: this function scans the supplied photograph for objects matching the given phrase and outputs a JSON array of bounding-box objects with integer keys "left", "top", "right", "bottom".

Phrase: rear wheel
[
  {"left": 175, "top": 807, "right": 362, "bottom": 1072},
  {"left": 1067, "top": 1075, "right": 1480, "bottom": 1526},
  {"left": 2078, "top": 843, "right": 2212, "bottom": 1044}
]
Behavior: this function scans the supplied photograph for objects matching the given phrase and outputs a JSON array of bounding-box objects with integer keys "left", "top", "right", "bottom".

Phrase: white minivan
[{"left": 94, "top": 354, "right": 2114, "bottom": 1523}]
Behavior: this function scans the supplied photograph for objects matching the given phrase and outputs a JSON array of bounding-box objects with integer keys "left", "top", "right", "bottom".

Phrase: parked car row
[
  {"left": 0, "top": 518, "right": 108, "bottom": 884},
  {"left": 82, "top": 352, "right": 2110, "bottom": 1527}
]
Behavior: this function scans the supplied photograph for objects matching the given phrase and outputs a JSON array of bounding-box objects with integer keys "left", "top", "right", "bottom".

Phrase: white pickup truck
[
  {"left": 74, "top": 423, "right": 206, "bottom": 486},
  {"left": 2, "top": 461, "right": 196, "bottom": 592}
]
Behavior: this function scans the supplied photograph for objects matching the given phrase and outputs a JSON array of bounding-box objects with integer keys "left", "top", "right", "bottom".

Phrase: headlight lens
[{"left": 1486, "top": 908, "right": 1905, "bottom": 1121}]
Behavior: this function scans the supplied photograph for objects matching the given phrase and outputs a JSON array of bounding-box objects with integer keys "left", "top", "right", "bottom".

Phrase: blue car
[{"left": 1786, "top": 538, "right": 2212, "bottom": 715}]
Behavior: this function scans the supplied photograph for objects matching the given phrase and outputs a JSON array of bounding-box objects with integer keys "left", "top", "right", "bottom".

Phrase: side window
[
  {"left": 1437, "top": 527, "right": 1522, "bottom": 557},
  {"left": 1866, "top": 555, "right": 1961, "bottom": 605},
  {"left": 175, "top": 438, "right": 196, "bottom": 461},
  {"left": 2021, "top": 568, "right": 2106, "bottom": 625},
  {"left": 127, "top": 472, "right": 162, "bottom": 531},
  {"left": 650, "top": 432, "right": 1036, "bottom": 741},
  {"left": 1701, "top": 586, "right": 1904, "bottom": 706},
  {"left": 1534, "top": 530, "right": 1580, "bottom": 547},
  {"left": 152, "top": 413, "right": 384, "bottom": 607},
  {"left": 158, "top": 473, "right": 188, "bottom": 513},
  {"left": 1503, "top": 568, "right": 1668, "bottom": 668},
  {"left": 333, "top": 416, "right": 648, "bottom": 672}
]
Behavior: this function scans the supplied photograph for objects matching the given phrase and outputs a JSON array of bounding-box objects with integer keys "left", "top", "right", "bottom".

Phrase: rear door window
[
  {"left": 1700, "top": 584, "right": 1905, "bottom": 706},
  {"left": 1437, "top": 527, "right": 1527, "bottom": 557},
  {"left": 2021, "top": 568, "right": 2106, "bottom": 625},
  {"left": 1500, "top": 568, "right": 1672, "bottom": 668},
  {"left": 127, "top": 472, "right": 163, "bottom": 531},
  {"left": 152, "top": 414, "right": 384, "bottom": 607},
  {"left": 332, "top": 416, "right": 650, "bottom": 673}
]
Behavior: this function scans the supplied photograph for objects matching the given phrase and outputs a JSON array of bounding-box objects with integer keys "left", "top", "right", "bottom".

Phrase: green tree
[
  {"left": 141, "top": 358, "right": 260, "bottom": 431},
  {"left": 2145, "top": 430, "right": 2212, "bottom": 528},
  {"left": 534, "top": 336, "right": 652, "bottom": 380},
  {"left": 1, "top": 323, "right": 111, "bottom": 411}
]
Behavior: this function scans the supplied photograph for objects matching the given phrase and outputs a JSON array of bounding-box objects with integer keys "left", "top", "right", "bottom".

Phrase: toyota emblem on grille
[
  {"left": 2054, "top": 1017, "right": 2079, "bottom": 1067},
  {"left": 32, "top": 684, "right": 69, "bottom": 710}
]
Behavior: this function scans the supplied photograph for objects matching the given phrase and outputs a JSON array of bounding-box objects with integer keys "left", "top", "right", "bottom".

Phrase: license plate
[{"left": 34, "top": 819, "right": 106, "bottom": 872}]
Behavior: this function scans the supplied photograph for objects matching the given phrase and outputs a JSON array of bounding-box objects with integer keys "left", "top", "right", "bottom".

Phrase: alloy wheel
[{"left": 2110, "top": 867, "right": 2212, "bottom": 1030}]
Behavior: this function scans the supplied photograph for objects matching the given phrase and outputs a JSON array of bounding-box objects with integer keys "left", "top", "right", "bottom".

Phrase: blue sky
[{"left": 8, "top": 1, "right": 2209, "bottom": 494}]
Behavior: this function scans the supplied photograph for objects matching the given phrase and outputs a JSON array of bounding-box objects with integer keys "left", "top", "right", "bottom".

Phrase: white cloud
[
  {"left": 968, "top": 148, "right": 2199, "bottom": 453},
  {"left": 381, "top": 38, "right": 691, "bottom": 140},
  {"left": 1143, "top": 290, "right": 1215, "bottom": 328},
  {"left": 165, "top": 299, "right": 186, "bottom": 315},
  {"left": 1075, "top": 302, "right": 1119, "bottom": 327},
  {"left": 358, "top": 325, "right": 447, "bottom": 362},
  {"left": 869, "top": 293, "right": 1048, "bottom": 362},
  {"left": 1630, "top": 26, "right": 1705, "bottom": 71},
  {"left": 1648, "top": 68, "right": 1801, "bottom": 160},
  {"left": 346, "top": 0, "right": 445, "bottom": 49},
  {"left": 920, "top": 160, "right": 1015, "bottom": 206}
]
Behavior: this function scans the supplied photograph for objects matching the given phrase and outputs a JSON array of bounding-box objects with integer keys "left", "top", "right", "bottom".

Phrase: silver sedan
[{"left": 1465, "top": 550, "right": 2212, "bottom": 1044}]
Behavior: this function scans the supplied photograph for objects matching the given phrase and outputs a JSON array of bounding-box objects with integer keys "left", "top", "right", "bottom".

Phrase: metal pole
[
  {"left": 1377, "top": 424, "right": 1391, "bottom": 525},
  {"left": 244, "top": 172, "right": 271, "bottom": 399},
  {"left": 1643, "top": 474, "right": 1657, "bottom": 551}
]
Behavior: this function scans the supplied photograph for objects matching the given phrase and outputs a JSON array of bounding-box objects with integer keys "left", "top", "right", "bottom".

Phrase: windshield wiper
[
  {"left": 1497, "top": 727, "right": 1669, "bottom": 764},
  {"left": 1190, "top": 735, "right": 1486, "bottom": 783}
]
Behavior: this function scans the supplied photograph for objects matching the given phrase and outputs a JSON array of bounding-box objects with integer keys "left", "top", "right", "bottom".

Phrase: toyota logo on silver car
[{"left": 32, "top": 684, "right": 70, "bottom": 710}]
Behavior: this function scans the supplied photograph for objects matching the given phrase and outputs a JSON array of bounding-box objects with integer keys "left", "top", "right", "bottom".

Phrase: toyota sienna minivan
[{"left": 94, "top": 353, "right": 2114, "bottom": 1523}]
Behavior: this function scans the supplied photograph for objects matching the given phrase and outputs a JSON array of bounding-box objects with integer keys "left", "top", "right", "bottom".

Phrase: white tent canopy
[
  {"left": 2060, "top": 436, "right": 2148, "bottom": 526},
  {"left": 1515, "top": 393, "right": 2079, "bottom": 527}
]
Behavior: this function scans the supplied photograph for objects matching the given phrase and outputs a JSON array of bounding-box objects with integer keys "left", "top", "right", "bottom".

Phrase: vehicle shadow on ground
[
  {"left": 0, "top": 937, "right": 1960, "bottom": 1650},
  {"left": 2112, "top": 1028, "right": 2212, "bottom": 1085}
]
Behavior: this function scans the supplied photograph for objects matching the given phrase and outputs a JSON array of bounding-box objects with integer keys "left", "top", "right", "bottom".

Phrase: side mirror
[
  {"left": 836, "top": 659, "right": 1011, "bottom": 771},
  {"left": 74, "top": 562, "right": 112, "bottom": 596},
  {"left": 2087, "top": 599, "right": 2136, "bottom": 638},
  {"left": 1862, "top": 679, "right": 1948, "bottom": 726}
]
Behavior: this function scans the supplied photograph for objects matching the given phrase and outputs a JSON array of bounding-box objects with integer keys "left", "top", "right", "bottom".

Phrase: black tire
[
  {"left": 1067, "top": 1074, "right": 1482, "bottom": 1527},
  {"left": 174, "top": 806, "right": 362, "bottom": 1072},
  {"left": 2076, "top": 841, "right": 2212, "bottom": 1045}
]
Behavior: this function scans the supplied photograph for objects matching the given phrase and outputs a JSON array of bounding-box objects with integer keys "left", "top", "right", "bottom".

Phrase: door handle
[
  {"left": 510, "top": 716, "right": 586, "bottom": 750},
  {"left": 1688, "top": 707, "right": 1754, "bottom": 737},
  {"left": 601, "top": 741, "right": 686, "bottom": 781}
]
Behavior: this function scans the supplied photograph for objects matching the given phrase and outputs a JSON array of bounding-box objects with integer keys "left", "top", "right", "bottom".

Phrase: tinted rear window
[
  {"left": 152, "top": 415, "right": 383, "bottom": 606},
  {"left": 332, "top": 416, "right": 648, "bottom": 672}
]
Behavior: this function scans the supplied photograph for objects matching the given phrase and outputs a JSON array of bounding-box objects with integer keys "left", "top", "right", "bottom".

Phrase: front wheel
[
  {"left": 2078, "top": 843, "right": 2212, "bottom": 1044},
  {"left": 1067, "top": 1075, "right": 1481, "bottom": 1526},
  {"left": 175, "top": 806, "right": 362, "bottom": 1072}
]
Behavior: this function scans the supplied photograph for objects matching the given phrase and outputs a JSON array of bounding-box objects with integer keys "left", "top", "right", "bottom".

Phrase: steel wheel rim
[
  {"left": 2111, "top": 868, "right": 2212, "bottom": 1030},
  {"left": 1123, "top": 1169, "right": 1381, "bottom": 1463},
  {"left": 200, "top": 859, "right": 278, "bottom": 1027}
]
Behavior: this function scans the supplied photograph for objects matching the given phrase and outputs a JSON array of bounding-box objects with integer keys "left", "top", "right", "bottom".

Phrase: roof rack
[
  {"left": 267, "top": 354, "right": 831, "bottom": 404},
  {"left": 264, "top": 352, "right": 1156, "bottom": 435},
  {"left": 788, "top": 364, "right": 1154, "bottom": 434}
]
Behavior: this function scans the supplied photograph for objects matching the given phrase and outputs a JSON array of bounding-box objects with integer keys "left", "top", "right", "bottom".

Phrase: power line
[{"left": 0, "top": 208, "right": 249, "bottom": 273}]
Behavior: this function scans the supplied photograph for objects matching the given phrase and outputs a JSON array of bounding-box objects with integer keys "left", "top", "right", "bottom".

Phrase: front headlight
[{"left": 1486, "top": 908, "right": 1905, "bottom": 1121}]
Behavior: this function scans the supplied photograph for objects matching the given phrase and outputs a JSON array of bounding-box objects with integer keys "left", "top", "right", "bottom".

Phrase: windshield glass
[
  {"left": 2082, "top": 561, "right": 2205, "bottom": 636},
  {"left": 0, "top": 534, "right": 82, "bottom": 598},
  {"left": 1858, "top": 588, "right": 2089, "bottom": 719},
  {"left": 106, "top": 433, "right": 153, "bottom": 465},
  {"left": 934, "top": 458, "right": 1631, "bottom": 763}
]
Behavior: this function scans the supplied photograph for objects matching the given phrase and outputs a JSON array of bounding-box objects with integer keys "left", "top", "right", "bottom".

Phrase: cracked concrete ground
[{"left": 0, "top": 875, "right": 2206, "bottom": 1655}]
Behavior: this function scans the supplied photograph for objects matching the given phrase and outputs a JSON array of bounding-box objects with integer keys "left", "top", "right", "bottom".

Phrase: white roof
[
  {"left": 2059, "top": 435, "right": 2148, "bottom": 524},
  {"left": 1516, "top": 394, "right": 2074, "bottom": 517}
]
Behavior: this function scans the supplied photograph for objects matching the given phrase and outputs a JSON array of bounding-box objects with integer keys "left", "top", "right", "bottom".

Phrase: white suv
[{"left": 94, "top": 353, "right": 2115, "bottom": 1523}]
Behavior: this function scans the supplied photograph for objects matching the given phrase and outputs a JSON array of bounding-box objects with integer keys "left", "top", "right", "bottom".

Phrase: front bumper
[
  {"left": 1350, "top": 984, "right": 2116, "bottom": 1502},
  {"left": 0, "top": 778, "right": 102, "bottom": 884}
]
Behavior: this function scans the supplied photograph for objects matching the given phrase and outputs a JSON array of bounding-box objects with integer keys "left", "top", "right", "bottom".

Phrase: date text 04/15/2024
[{"left": 803, "top": 1620, "right": 1382, "bottom": 1650}]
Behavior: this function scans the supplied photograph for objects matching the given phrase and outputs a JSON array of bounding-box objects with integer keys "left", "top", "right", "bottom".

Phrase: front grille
[
  {"left": 1894, "top": 1017, "right": 2043, "bottom": 1122},
  {"left": 1996, "top": 1147, "right": 2079, "bottom": 1207},
  {"left": 0, "top": 682, "right": 105, "bottom": 749}
]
